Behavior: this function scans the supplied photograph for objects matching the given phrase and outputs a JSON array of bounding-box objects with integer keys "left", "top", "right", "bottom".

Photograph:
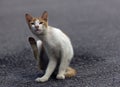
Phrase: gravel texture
[{"left": 0, "top": 0, "right": 120, "bottom": 87}]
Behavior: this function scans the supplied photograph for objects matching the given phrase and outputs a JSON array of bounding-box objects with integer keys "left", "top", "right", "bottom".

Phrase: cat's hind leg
[
  {"left": 56, "top": 56, "right": 72, "bottom": 80},
  {"left": 28, "top": 37, "right": 39, "bottom": 60},
  {"left": 28, "top": 37, "right": 43, "bottom": 70}
]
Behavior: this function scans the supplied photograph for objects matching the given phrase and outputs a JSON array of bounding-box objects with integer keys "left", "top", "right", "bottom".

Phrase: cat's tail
[{"left": 65, "top": 67, "right": 77, "bottom": 78}]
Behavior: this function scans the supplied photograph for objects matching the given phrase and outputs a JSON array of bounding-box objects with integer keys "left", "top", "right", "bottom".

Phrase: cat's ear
[
  {"left": 41, "top": 11, "right": 48, "bottom": 22},
  {"left": 25, "top": 13, "right": 33, "bottom": 22}
]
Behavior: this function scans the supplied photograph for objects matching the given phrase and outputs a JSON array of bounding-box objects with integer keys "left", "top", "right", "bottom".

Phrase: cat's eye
[
  {"left": 39, "top": 22, "right": 43, "bottom": 24},
  {"left": 31, "top": 23, "right": 34, "bottom": 25}
]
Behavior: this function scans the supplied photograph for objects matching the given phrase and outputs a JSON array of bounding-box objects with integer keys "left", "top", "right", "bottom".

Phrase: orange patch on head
[
  {"left": 39, "top": 18, "right": 48, "bottom": 28},
  {"left": 25, "top": 13, "right": 33, "bottom": 29},
  {"left": 41, "top": 11, "right": 48, "bottom": 22},
  {"left": 29, "top": 18, "right": 48, "bottom": 28},
  {"left": 25, "top": 11, "right": 48, "bottom": 29}
]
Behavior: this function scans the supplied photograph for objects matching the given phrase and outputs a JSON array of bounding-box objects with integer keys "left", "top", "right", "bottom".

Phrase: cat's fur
[{"left": 25, "top": 11, "right": 76, "bottom": 82}]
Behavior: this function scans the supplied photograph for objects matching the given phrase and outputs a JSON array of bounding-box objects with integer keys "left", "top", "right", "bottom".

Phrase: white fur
[
  {"left": 35, "top": 20, "right": 43, "bottom": 30},
  {"left": 36, "top": 40, "right": 42, "bottom": 61},
  {"left": 31, "top": 20, "right": 44, "bottom": 34},
  {"left": 31, "top": 25, "right": 73, "bottom": 82}
]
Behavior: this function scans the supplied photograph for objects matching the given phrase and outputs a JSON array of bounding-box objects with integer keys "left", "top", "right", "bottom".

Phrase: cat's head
[{"left": 25, "top": 11, "right": 48, "bottom": 35}]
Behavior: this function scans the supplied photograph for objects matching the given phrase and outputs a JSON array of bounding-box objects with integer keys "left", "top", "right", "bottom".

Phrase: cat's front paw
[
  {"left": 56, "top": 74, "right": 65, "bottom": 80},
  {"left": 35, "top": 76, "right": 48, "bottom": 82}
]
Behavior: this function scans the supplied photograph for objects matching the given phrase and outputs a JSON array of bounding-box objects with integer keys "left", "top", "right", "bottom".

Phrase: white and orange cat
[{"left": 25, "top": 11, "right": 76, "bottom": 82}]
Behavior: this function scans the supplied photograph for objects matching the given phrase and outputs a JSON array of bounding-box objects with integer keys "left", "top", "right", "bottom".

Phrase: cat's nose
[{"left": 35, "top": 26, "right": 39, "bottom": 29}]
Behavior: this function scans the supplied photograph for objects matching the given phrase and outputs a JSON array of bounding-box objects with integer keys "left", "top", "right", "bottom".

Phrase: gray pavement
[{"left": 0, "top": 0, "right": 120, "bottom": 87}]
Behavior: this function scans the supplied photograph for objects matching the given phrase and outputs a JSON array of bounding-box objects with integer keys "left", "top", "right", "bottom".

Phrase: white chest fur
[
  {"left": 35, "top": 26, "right": 74, "bottom": 82},
  {"left": 39, "top": 26, "right": 74, "bottom": 58}
]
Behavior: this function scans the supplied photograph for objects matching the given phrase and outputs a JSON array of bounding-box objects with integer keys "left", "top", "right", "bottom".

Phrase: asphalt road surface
[{"left": 0, "top": 0, "right": 120, "bottom": 87}]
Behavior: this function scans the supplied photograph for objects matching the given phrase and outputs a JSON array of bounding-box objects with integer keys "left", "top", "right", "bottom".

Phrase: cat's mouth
[
  {"left": 35, "top": 29, "right": 42, "bottom": 34},
  {"left": 35, "top": 29, "right": 40, "bottom": 31}
]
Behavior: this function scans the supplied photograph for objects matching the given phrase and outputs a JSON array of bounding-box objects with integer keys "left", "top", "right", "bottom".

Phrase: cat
[{"left": 25, "top": 11, "right": 76, "bottom": 82}]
